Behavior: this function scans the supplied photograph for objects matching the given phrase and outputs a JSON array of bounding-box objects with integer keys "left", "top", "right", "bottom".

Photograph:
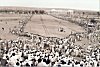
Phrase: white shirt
[{"left": 37, "top": 61, "right": 47, "bottom": 67}]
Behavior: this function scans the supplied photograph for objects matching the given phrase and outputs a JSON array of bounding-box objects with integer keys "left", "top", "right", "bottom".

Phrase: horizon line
[{"left": 0, "top": 6, "right": 99, "bottom": 12}]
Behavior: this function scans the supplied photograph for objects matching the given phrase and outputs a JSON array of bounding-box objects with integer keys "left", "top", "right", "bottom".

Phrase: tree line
[{"left": 0, "top": 9, "right": 46, "bottom": 14}]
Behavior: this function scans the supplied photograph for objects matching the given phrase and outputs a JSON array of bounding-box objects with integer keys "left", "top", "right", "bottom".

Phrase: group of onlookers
[
  {"left": 0, "top": 11, "right": 100, "bottom": 67},
  {"left": 0, "top": 31, "right": 100, "bottom": 67}
]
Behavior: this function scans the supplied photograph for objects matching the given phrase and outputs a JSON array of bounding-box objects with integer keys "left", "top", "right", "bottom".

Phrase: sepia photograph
[{"left": 0, "top": 0, "right": 100, "bottom": 67}]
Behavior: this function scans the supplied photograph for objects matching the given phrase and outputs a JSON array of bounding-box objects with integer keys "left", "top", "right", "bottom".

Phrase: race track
[{"left": 24, "top": 14, "right": 85, "bottom": 38}]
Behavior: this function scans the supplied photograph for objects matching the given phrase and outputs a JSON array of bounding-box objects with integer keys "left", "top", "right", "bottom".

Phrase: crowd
[
  {"left": 9, "top": 14, "right": 33, "bottom": 35},
  {"left": 49, "top": 12, "right": 99, "bottom": 33},
  {"left": 0, "top": 31, "right": 100, "bottom": 67},
  {"left": 0, "top": 13, "right": 100, "bottom": 67}
]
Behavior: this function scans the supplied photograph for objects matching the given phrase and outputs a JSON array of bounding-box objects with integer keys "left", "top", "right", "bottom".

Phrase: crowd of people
[
  {"left": 0, "top": 12, "right": 100, "bottom": 67},
  {"left": 0, "top": 31, "right": 100, "bottom": 67},
  {"left": 9, "top": 14, "right": 33, "bottom": 35},
  {"left": 49, "top": 12, "right": 99, "bottom": 33}
]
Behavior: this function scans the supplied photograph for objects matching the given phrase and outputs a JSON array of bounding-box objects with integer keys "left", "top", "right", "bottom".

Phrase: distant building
[{"left": 49, "top": 9, "right": 74, "bottom": 15}]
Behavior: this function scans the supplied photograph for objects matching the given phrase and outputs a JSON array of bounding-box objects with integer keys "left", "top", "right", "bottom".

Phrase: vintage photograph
[{"left": 0, "top": 0, "right": 99, "bottom": 67}]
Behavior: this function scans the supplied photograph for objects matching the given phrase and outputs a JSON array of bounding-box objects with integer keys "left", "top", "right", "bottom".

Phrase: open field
[
  {"left": 0, "top": 13, "right": 31, "bottom": 40},
  {"left": 0, "top": 21, "right": 18, "bottom": 40},
  {"left": 0, "top": 13, "right": 85, "bottom": 39},
  {"left": 0, "top": 7, "right": 100, "bottom": 67},
  {"left": 25, "top": 14, "right": 85, "bottom": 38}
]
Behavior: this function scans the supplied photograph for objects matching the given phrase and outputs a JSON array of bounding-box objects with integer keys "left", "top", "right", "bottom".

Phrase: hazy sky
[{"left": 0, "top": 0, "right": 99, "bottom": 11}]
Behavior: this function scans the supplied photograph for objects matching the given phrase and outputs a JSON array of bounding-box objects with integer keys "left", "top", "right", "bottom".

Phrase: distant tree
[
  {"left": 0, "top": 10, "right": 2, "bottom": 13},
  {"left": 19, "top": 11, "right": 23, "bottom": 14},
  {"left": 40, "top": 10, "right": 45, "bottom": 14},
  {"left": 32, "top": 11, "right": 35, "bottom": 14},
  {"left": 24, "top": 11, "right": 28, "bottom": 14},
  {"left": 4, "top": 10, "right": 8, "bottom": 13},
  {"left": 83, "top": 12, "right": 85, "bottom": 15},
  {"left": 16, "top": 10, "right": 22, "bottom": 14},
  {"left": 97, "top": 12, "right": 100, "bottom": 19},
  {"left": 28, "top": 11, "right": 31, "bottom": 14},
  {"left": 97, "top": 12, "right": 100, "bottom": 15},
  {"left": 35, "top": 10, "right": 38, "bottom": 14}
]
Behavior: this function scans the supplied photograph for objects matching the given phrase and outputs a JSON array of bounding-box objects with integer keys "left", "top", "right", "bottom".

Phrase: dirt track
[
  {"left": 25, "top": 14, "right": 85, "bottom": 38},
  {"left": 0, "top": 14, "right": 85, "bottom": 40}
]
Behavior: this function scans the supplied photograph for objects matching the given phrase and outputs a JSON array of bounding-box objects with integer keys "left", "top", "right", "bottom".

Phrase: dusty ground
[
  {"left": 25, "top": 14, "right": 85, "bottom": 38},
  {"left": 0, "top": 13, "right": 85, "bottom": 40},
  {"left": 0, "top": 13, "right": 30, "bottom": 40}
]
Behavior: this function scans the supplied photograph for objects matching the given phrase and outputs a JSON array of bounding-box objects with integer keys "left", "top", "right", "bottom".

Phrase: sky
[{"left": 0, "top": 0, "right": 99, "bottom": 11}]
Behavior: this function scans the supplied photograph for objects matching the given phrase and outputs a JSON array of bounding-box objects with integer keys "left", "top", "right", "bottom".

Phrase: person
[
  {"left": 2, "top": 27, "right": 4, "bottom": 31},
  {"left": 1, "top": 58, "right": 8, "bottom": 66},
  {"left": 37, "top": 58, "right": 47, "bottom": 67},
  {"left": 59, "top": 27, "right": 65, "bottom": 32}
]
